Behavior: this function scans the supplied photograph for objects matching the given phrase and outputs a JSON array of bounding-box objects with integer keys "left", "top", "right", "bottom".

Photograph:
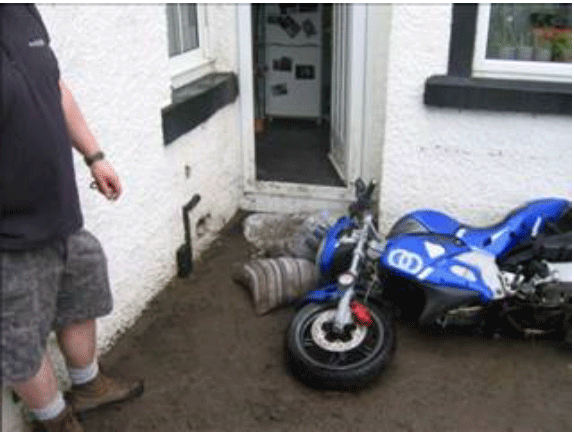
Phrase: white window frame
[
  {"left": 168, "top": 3, "right": 214, "bottom": 89},
  {"left": 473, "top": 3, "right": 571, "bottom": 83}
]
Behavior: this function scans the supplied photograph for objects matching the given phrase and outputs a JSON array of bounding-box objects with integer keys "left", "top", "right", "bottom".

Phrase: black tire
[
  {"left": 561, "top": 306, "right": 571, "bottom": 348},
  {"left": 286, "top": 300, "right": 396, "bottom": 390}
]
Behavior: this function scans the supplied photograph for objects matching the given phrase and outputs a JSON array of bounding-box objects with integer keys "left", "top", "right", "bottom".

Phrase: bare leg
[
  {"left": 11, "top": 353, "right": 58, "bottom": 409},
  {"left": 56, "top": 319, "right": 97, "bottom": 368}
]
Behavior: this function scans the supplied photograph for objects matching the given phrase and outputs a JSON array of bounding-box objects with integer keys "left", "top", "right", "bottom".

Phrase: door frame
[{"left": 237, "top": 4, "right": 368, "bottom": 213}]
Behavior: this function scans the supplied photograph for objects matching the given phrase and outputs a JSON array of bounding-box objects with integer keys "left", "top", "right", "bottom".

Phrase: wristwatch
[{"left": 84, "top": 151, "right": 105, "bottom": 167}]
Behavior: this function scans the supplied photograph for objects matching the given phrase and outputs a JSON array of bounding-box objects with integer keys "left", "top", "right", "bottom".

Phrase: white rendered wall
[
  {"left": 377, "top": 4, "right": 572, "bottom": 231},
  {"left": 37, "top": 4, "right": 242, "bottom": 350}
]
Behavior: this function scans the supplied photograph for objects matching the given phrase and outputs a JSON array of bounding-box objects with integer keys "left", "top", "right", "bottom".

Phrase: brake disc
[{"left": 310, "top": 309, "right": 367, "bottom": 352}]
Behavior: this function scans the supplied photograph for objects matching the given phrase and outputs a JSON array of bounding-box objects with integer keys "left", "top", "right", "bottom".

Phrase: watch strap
[{"left": 84, "top": 151, "right": 105, "bottom": 167}]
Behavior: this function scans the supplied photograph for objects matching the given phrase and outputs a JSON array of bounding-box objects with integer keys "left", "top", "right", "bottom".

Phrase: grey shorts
[{"left": 1, "top": 229, "right": 113, "bottom": 385}]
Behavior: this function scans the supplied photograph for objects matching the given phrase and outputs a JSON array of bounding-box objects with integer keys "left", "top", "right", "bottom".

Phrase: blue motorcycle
[{"left": 286, "top": 179, "right": 571, "bottom": 389}]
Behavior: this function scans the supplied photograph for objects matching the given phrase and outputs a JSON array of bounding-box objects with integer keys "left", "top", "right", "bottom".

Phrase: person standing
[{"left": 1, "top": 4, "right": 143, "bottom": 431}]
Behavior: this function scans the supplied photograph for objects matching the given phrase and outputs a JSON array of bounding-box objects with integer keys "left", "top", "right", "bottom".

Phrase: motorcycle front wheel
[{"left": 286, "top": 300, "right": 396, "bottom": 390}]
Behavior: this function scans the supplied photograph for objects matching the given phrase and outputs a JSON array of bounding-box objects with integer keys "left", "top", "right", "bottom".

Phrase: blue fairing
[
  {"left": 317, "top": 216, "right": 357, "bottom": 275},
  {"left": 381, "top": 234, "right": 496, "bottom": 301},
  {"left": 300, "top": 283, "right": 344, "bottom": 304},
  {"left": 395, "top": 198, "right": 570, "bottom": 259}
]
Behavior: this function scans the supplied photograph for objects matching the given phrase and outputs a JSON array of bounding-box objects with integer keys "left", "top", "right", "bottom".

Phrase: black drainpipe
[{"left": 177, "top": 194, "right": 201, "bottom": 277}]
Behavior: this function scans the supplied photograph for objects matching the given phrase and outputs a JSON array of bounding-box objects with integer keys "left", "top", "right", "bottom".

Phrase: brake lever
[
  {"left": 354, "top": 179, "right": 366, "bottom": 198},
  {"left": 366, "top": 180, "right": 376, "bottom": 199},
  {"left": 350, "top": 179, "right": 378, "bottom": 217}
]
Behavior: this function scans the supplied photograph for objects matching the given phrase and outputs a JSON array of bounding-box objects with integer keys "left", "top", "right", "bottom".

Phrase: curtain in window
[
  {"left": 181, "top": 4, "right": 199, "bottom": 53},
  {"left": 167, "top": 4, "right": 199, "bottom": 57}
]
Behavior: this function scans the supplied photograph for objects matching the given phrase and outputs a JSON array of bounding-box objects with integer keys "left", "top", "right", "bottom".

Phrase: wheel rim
[{"left": 296, "top": 303, "right": 386, "bottom": 371}]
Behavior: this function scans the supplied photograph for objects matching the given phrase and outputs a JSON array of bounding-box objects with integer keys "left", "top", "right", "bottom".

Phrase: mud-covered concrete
[{"left": 80, "top": 217, "right": 571, "bottom": 432}]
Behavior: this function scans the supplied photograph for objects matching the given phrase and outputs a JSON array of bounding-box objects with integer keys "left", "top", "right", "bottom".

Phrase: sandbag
[
  {"left": 243, "top": 212, "right": 338, "bottom": 260},
  {"left": 233, "top": 257, "right": 318, "bottom": 315}
]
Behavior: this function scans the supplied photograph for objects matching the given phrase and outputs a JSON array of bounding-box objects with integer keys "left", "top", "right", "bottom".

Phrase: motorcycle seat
[
  {"left": 454, "top": 201, "right": 571, "bottom": 254},
  {"left": 499, "top": 232, "right": 572, "bottom": 267},
  {"left": 461, "top": 209, "right": 570, "bottom": 241}
]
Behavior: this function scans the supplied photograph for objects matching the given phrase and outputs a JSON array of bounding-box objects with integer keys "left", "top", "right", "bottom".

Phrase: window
[
  {"left": 167, "top": 4, "right": 199, "bottom": 57},
  {"left": 423, "top": 4, "right": 571, "bottom": 114},
  {"left": 166, "top": 3, "right": 211, "bottom": 88},
  {"left": 161, "top": 5, "right": 237, "bottom": 145},
  {"left": 473, "top": 4, "right": 571, "bottom": 82}
]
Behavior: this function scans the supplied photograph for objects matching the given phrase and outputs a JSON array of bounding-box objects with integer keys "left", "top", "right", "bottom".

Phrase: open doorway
[
  {"left": 251, "top": 4, "right": 344, "bottom": 187},
  {"left": 238, "top": 4, "right": 367, "bottom": 212}
]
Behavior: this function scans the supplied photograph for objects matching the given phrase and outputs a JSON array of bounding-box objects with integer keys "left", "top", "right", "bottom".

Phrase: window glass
[
  {"left": 167, "top": 4, "right": 199, "bottom": 57},
  {"left": 486, "top": 3, "right": 571, "bottom": 62},
  {"left": 167, "top": 4, "right": 181, "bottom": 57},
  {"left": 181, "top": 4, "right": 199, "bottom": 53}
]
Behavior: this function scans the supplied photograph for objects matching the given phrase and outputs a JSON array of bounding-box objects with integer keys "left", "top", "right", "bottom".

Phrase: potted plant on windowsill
[
  {"left": 533, "top": 27, "right": 553, "bottom": 61},
  {"left": 530, "top": 11, "right": 554, "bottom": 62},
  {"left": 516, "top": 33, "right": 533, "bottom": 60},
  {"left": 552, "top": 29, "right": 572, "bottom": 62},
  {"left": 498, "top": 13, "right": 517, "bottom": 59}
]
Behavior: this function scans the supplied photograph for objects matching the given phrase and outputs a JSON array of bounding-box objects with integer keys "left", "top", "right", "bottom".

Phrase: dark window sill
[
  {"left": 162, "top": 72, "right": 239, "bottom": 145},
  {"left": 424, "top": 75, "right": 572, "bottom": 115}
]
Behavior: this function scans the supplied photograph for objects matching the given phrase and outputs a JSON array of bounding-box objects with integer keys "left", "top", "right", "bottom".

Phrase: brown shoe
[
  {"left": 38, "top": 405, "right": 84, "bottom": 432},
  {"left": 66, "top": 371, "right": 144, "bottom": 414}
]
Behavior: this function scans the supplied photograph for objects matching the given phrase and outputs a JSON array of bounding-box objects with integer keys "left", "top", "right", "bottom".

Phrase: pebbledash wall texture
[
  {"left": 377, "top": 4, "right": 572, "bottom": 232},
  {"left": 37, "top": 4, "right": 242, "bottom": 350}
]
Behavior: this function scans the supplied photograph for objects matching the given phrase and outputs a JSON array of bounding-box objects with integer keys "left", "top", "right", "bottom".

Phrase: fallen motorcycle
[{"left": 285, "top": 179, "right": 571, "bottom": 390}]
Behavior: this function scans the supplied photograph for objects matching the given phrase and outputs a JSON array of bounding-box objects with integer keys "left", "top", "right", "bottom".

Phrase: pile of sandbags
[{"left": 234, "top": 212, "right": 339, "bottom": 314}]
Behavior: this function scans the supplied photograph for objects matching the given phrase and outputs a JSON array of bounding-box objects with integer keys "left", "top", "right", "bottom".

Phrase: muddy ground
[{"left": 81, "top": 217, "right": 571, "bottom": 432}]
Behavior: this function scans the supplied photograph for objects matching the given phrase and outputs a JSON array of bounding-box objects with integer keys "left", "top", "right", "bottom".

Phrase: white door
[
  {"left": 237, "top": 4, "right": 367, "bottom": 213},
  {"left": 329, "top": 4, "right": 367, "bottom": 184}
]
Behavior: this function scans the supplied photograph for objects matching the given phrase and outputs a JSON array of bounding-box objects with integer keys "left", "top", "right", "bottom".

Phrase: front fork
[
  {"left": 333, "top": 286, "right": 355, "bottom": 333},
  {"left": 332, "top": 214, "right": 375, "bottom": 333}
]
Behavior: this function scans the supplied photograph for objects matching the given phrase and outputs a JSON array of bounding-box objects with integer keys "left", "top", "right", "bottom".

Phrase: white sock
[
  {"left": 68, "top": 359, "right": 99, "bottom": 386},
  {"left": 30, "top": 392, "right": 66, "bottom": 421}
]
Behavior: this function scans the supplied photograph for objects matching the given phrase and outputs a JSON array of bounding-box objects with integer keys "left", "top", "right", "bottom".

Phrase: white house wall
[
  {"left": 377, "top": 4, "right": 572, "bottom": 231},
  {"left": 37, "top": 4, "right": 241, "bottom": 350}
]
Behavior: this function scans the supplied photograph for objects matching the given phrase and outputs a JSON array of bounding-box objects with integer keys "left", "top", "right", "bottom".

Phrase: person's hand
[{"left": 90, "top": 160, "right": 122, "bottom": 200}]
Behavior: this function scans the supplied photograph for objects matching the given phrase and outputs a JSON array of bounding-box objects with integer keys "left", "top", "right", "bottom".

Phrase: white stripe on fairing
[
  {"left": 531, "top": 216, "right": 542, "bottom": 237},
  {"left": 490, "top": 227, "right": 509, "bottom": 241},
  {"left": 418, "top": 267, "right": 434, "bottom": 280},
  {"left": 450, "top": 265, "right": 477, "bottom": 282},
  {"left": 456, "top": 228, "right": 467, "bottom": 239},
  {"left": 424, "top": 241, "right": 445, "bottom": 259},
  {"left": 456, "top": 249, "right": 504, "bottom": 298}
]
